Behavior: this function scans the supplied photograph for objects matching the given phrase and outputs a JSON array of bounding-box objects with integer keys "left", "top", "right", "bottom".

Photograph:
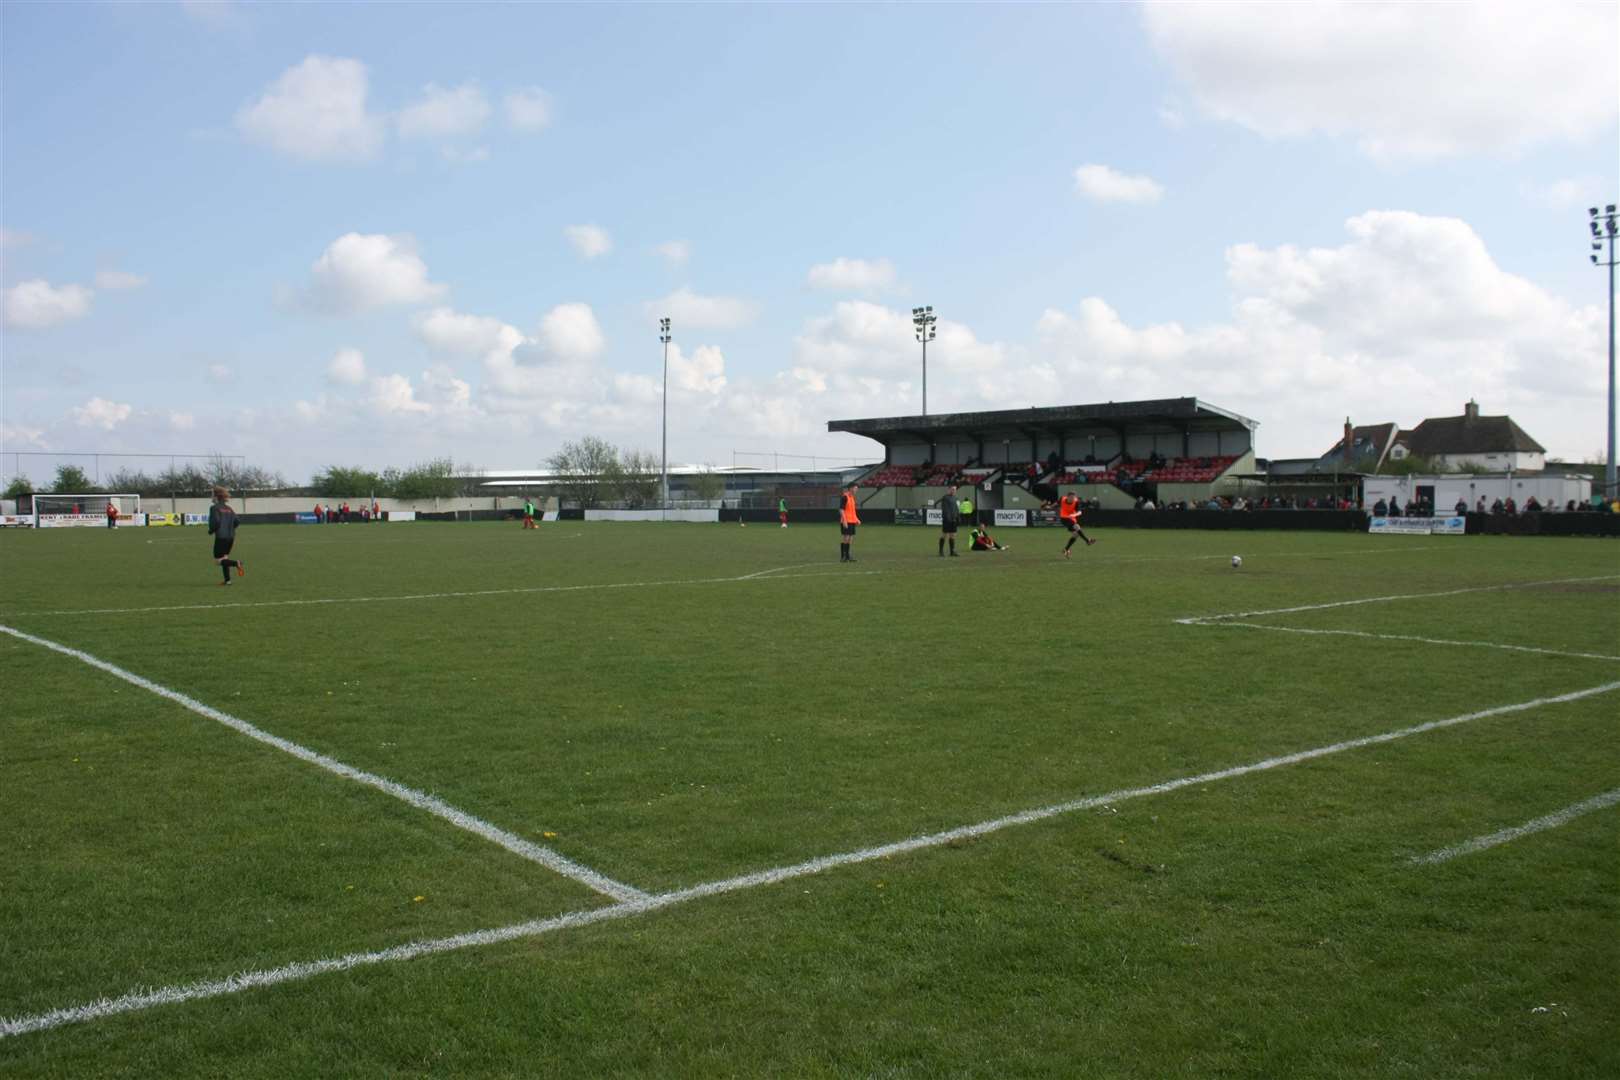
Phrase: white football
[{"left": 1231, "top": 555, "right": 1243, "bottom": 568}]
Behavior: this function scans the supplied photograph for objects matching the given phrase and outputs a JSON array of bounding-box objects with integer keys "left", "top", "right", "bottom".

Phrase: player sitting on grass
[{"left": 969, "top": 525, "right": 1007, "bottom": 551}]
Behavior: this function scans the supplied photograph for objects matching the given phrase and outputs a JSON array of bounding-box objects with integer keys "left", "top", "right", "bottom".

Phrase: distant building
[{"left": 1389, "top": 400, "right": 1546, "bottom": 472}]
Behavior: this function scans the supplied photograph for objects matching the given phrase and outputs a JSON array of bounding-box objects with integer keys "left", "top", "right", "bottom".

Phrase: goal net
[{"left": 33, "top": 493, "right": 141, "bottom": 527}]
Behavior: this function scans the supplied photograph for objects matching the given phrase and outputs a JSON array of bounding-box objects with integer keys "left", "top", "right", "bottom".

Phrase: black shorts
[
  {"left": 941, "top": 522, "right": 958, "bottom": 534},
  {"left": 841, "top": 523, "right": 857, "bottom": 537},
  {"left": 1064, "top": 518, "right": 1082, "bottom": 533},
  {"left": 212, "top": 537, "right": 234, "bottom": 559}
]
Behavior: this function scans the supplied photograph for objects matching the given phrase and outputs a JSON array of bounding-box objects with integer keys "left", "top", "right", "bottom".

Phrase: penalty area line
[
  {"left": 0, "top": 624, "right": 648, "bottom": 906},
  {"left": 6, "top": 677, "right": 1618, "bottom": 1039},
  {"left": 1176, "top": 574, "right": 1620, "bottom": 625},
  {"left": 1410, "top": 788, "right": 1620, "bottom": 865}
]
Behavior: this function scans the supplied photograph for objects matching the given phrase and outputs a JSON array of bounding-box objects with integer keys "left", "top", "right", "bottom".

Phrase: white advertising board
[
  {"left": 993, "top": 509, "right": 1028, "bottom": 527},
  {"left": 584, "top": 509, "right": 720, "bottom": 523},
  {"left": 386, "top": 511, "right": 417, "bottom": 522},
  {"left": 1368, "top": 516, "right": 1466, "bottom": 535},
  {"left": 925, "top": 508, "right": 942, "bottom": 526},
  {"left": 38, "top": 514, "right": 103, "bottom": 528}
]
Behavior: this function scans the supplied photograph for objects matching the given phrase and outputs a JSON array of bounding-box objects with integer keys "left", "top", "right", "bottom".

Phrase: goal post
[{"left": 33, "top": 493, "right": 141, "bottom": 527}]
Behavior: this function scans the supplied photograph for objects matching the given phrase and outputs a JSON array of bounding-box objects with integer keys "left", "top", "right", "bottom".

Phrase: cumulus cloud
[
  {"left": 302, "top": 232, "right": 446, "bottom": 314},
  {"left": 94, "top": 269, "right": 147, "bottom": 290},
  {"left": 644, "top": 287, "right": 756, "bottom": 330},
  {"left": 1142, "top": 2, "right": 1618, "bottom": 161},
  {"left": 505, "top": 87, "right": 552, "bottom": 132},
  {"left": 367, "top": 373, "right": 432, "bottom": 414},
  {"left": 536, "top": 302, "right": 605, "bottom": 361},
  {"left": 670, "top": 344, "right": 728, "bottom": 394},
  {"left": 413, "top": 306, "right": 525, "bottom": 363},
  {"left": 327, "top": 347, "right": 368, "bottom": 385},
  {"left": 807, "top": 257, "right": 897, "bottom": 293},
  {"left": 207, "top": 363, "right": 235, "bottom": 383},
  {"left": 397, "top": 81, "right": 491, "bottom": 140},
  {"left": 564, "top": 224, "right": 612, "bottom": 259},
  {"left": 235, "top": 55, "right": 384, "bottom": 162},
  {"left": 1073, "top": 164, "right": 1164, "bottom": 204},
  {"left": 71, "top": 397, "right": 133, "bottom": 430},
  {"left": 1035, "top": 210, "right": 1604, "bottom": 457},
  {"left": 654, "top": 240, "right": 690, "bottom": 267},
  {"left": 4, "top": 279, "right": 93, "bottom": 329}
]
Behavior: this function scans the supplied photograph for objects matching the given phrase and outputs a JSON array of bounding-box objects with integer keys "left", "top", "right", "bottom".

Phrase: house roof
[
  {"left": 1403, "top": 411, "right": 1546, "bottom": 456},
  {"left": 1321, "top": 423, "right": 1399, "bottom": 467}
]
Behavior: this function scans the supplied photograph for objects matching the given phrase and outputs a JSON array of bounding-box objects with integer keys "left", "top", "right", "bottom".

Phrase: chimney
[
  {"left": 1344, "top": 417, "right": 1354, "bottom": 456},
  {"left": 1464, "top": 400, "right": 1479, "bottom": 421}
]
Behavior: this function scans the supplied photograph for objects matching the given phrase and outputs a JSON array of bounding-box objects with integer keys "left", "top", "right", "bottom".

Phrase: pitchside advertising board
[
  {"left": 1368, "top": 516, "right": 1466, "bottom": 536},
  {"left": 994, "top": 509, "right": 1028, "bottom": 527}
]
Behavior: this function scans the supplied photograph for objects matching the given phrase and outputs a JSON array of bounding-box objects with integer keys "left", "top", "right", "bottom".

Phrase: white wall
[{"left": 1364, "top": 473, "right": 1590, "bottom": 511}]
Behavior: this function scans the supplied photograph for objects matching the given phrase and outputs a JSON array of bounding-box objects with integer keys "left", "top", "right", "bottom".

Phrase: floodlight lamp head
[
  {"left": 1591, "top": 207, "right": 1600, "bottom": 216},
  {"left": 1608, "top": 204, "right": 1617, "bottom": 213}
]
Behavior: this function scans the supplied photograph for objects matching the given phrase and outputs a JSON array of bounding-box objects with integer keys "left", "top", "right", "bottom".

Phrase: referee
[{"left": 938, "top": 483, "right": 960, "bottom": 557}]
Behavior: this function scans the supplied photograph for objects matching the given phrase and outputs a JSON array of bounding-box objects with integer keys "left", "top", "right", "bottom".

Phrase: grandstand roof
[{"left": 827, "top": 397, "right": 1258, "bottom": 444}]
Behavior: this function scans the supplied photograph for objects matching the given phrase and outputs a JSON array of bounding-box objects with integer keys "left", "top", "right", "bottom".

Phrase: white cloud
[
  {"left": 1073, "top": 164, "right": 1164, "bottom": 204},
  {"left": 807, "top": 257, "right": 897, "bottom": 293},
  {"left": 669, "top": 344, "right": 728, "bottom": 394},
  {"left": 1157, "top": 101, "right": 1186, "bottom": 129},
  {"left": 413, "top": 307, "right": 525, "bottom": 363},
  {"left": 1522, "top": 177, "right": 1603, "bottom": 211},
  {"left": 1, "top": 229, "right": 35, "bottom": 249},
  {"left": 564, "top": 224, "right": 612, "bottom": 259},
  {"left": 536, "top": 302, "right": 605, "bottom": 362},
  {"left": 169, "top": 411, "right": 197, "bottom": 431},
  {"left": 327, "top": 347, "right": 368, "bottom": 385},
  {"left": 94, "top": 269, "right": 147, "bottom": 291},
  {"left": 397, "top": 81, "right": 491, "bottom": 140},
  {"left": 303, "top": 232, "right": 446, "bottom": 314},
  {"left": 1142, "top": 2, "right": 1619, "bottom": 161},
  {"left": 644, "top": 287, "right": 757, "bottom": 330},
  {"left": 505, "top": 88, "right": 552, "bottom": 132},
  {"left": 4, "top": 279, "right": 93, "bottom": 329},
  {"left": 1035, "top": 210, "right": 1604, "bottom": 458},
  {"left": 654, "top": 240, "right": 690, "bottom": 267},
  {"left": 440, "top": 145, "right": 490, "bottom": 164},
  {"left": 367, "top": 373, "right": 432, "bottom": 414},
  {"left": 235, "top": 55, "right": 384, "bottom": 162},
  {"left": 207, "top": 363, "right": 234, "bottom": 382},
  {"left": 71, "top": 397, "right": 133, "bottom": 430}
]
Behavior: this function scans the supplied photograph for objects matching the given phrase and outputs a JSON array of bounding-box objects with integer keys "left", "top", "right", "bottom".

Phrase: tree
[
  {"left": 1377, "top": 454, "right": 1440, "bottom": 476},
  {"left": 51, "top": 464, "right": 95, "bottom": 493},
  {"left": 3, "top": 474, "right": 35, "bottom": 499},
  {"left": 547, "top": 436, "right": 619, "bottom": 509},
  {"left": 313, "top": 465, "right": 383, "bottom": 498},
  {"left": 689, "top": 466, "right": 726, "bottom": 503},
  {"left": 614, "top": 449, "right": 661, "bottom": 508},
  {"left": 393, "top": 458, "right": 458, "bottom": 501}
]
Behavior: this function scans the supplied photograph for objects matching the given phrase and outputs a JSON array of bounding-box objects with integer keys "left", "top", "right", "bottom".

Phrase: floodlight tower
[
  {"left": 1592, "top": 205, "right": 1618, "bottom": 502},
  {"left": 912, "top": 305, "right": 937, "bottom": 415},
  {"left": 660, "top": 316, "right": 672, "bottom": 511}
]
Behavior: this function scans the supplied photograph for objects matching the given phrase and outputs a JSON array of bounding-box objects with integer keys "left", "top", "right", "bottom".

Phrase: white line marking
[
  {"left": 6, "top": 678, "right": 1616, "bottom": 1038},
  {"left": 1175, "top": 574, "right": 1620, "bottom": 626},
  {"left": 0, "top": 625, "right": 648, "bottom": 905},
  {"left": 1202, "top": 622, "right": 1620, "bottom": 663},
  {"left": 13, "top": 567, "right": 884, "bottom": 617},
  {"left": 1410, "top": 788, "right": 1620, "bottom": 865}
]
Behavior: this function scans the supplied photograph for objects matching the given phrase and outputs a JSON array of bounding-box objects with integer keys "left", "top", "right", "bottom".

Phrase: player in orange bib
[
  {"left": 1058, "top": 493, "right": 1096, "bottom": 559},
  {"left": 838, "top": 483, "right": 861, "bottom": 562}
]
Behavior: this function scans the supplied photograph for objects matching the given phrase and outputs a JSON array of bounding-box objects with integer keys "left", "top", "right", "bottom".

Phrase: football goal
[{"left": 32, "top": 493, "right": 141, "bottom": 527}]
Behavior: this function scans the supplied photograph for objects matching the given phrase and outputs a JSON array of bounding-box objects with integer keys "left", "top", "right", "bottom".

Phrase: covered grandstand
[{"left": 828, "top": 398, "right": 1258, "bottom": 511}]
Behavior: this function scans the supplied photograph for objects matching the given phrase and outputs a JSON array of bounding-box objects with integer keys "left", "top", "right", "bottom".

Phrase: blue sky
[{"left": 3, "top": 1, "right": 1616, "bottom": 484}]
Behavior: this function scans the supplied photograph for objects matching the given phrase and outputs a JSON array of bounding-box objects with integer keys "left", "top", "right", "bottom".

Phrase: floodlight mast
[
  {"left": 1592, "top": 205, "right": 1619, "bottom": 502},
  {"left": 659, "top": 317, "right": 672, "bottom": 514},
  {"left": 912, "top": 305, "right": 937, "bottom": 415}
]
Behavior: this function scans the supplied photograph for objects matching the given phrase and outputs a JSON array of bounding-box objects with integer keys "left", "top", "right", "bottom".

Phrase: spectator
[
  {"left": 1373, "top": 498, "right": 1388, "bottom": 515},
  {"left": 1454, "top": 497, "right": 1468, "bottom": 515},
  {"left": 1386, "top": 500, "right": 1399, "bottom": 517},
  {"left": 1504, "top": 496, "right": 1517, "bottom": 515},
  {"left": 1491, "top": 498, "right": 1504, "bottom": 514},
  {"left": 1525, "top": 496, "right": 1542, "bottom": 512},
  {"left": 313, "top": 501, "right": 323, "bottom": 523},
  {"left": 1566, "top": 499, "right": 1578, "bottom": 512},
  {"left": 1476, "top": 496, "right": 1487, "bottom": 513},
  {"left": 1142, "top": 498, "right": 1156, "bottom": 511}
]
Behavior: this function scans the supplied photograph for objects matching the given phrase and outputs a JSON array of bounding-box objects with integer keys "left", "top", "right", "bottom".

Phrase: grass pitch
[{"left": 1, "top": 520, "right": 1617, "bottom": 1077}]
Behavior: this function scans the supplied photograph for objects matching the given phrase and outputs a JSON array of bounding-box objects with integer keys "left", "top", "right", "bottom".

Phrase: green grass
[{"left": 1, "top": 521, "right": 1617, "bottom": 1077}]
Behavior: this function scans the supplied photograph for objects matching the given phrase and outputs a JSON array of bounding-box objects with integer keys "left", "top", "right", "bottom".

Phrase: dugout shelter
[{"left": 829, "top": 397, "right": 1258, "bottom": 511}]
